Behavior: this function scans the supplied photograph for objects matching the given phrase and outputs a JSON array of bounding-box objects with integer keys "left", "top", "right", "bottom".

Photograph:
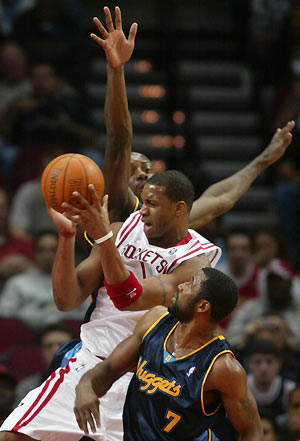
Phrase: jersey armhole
[{"left": 142, "top": 312, "right": 169, "bottom": 342}]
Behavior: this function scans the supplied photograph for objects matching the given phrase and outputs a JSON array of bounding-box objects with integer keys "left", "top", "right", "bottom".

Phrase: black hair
[
  {"left": 147, "top": 170, "right": 194, "bottom": 212},
  {"left": 38, "top": 322, "right": 75, "bottom": 343},
  {"left": 247, "top": 338, "right": 281, "bottom": 358},
  {"left": 201, "top": 267, "right": 239, "bottom": 322}
]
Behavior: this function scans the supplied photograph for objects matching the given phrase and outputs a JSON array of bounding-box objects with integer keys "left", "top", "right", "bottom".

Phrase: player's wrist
[
  {"left": 59, "top": 230, "right": 77, "bottom": 238},
  {"left": 105, "top": 271, "right": 143, "bottom": 309}
]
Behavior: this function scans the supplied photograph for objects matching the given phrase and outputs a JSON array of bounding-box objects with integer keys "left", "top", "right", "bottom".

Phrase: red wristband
[
  {"left": 59, "top": 230, "right": 77, "bottom": 237},
  {"left": 104, "top": 272, "right": 143, "bottom": 309}
]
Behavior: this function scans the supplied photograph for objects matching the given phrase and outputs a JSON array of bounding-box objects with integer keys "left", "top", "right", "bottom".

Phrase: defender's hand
[{"left": 90, "top": 6, "right": 138, "bottom": 68}]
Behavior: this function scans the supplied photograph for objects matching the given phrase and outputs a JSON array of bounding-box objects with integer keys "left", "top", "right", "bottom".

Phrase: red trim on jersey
[
  {"left": 164, "top": 244, "right": 216, "bottom": 273},
  {"left": 13, "top": 358, "right": 76, "bottom": 431},
  {"left": 210, "top": 249, "right": 219, "bottom": 265},
  {"left": 140, "top": 261, "right": 146, "bottom": 279},
  {"left": 116, "top": 214, "right": 141, "bottom": 248}
]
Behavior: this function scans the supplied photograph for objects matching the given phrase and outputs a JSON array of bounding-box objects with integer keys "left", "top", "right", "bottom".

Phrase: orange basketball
[{"left": 41, "top": 153, "right": 104, "bottom": 213}]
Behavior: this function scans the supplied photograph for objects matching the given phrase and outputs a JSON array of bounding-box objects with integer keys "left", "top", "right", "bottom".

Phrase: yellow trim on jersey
[
  {"left": 84, "top": 230, "right": 94, "bottom": 247},
  {"left": 164, "top": 327, "right": 227, "bottom": 361},
  {"left": 208, "top": 429, "right": 212, "bottom": 441},
  {"left": 142, "top": 312, "right": 169, "bottom": 342},
  {"left": 134, "top": 196, "right": 140, "bottom": 212},
  {"left": 201, "top": 349, "right": 235, "bottom": 417}
]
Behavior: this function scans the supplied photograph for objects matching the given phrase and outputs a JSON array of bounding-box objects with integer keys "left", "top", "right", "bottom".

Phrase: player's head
[
  {"left": 140, "top": 170, "right": 194, "bottom": 242},
  {"left": 129, "top": 152, "right": 154, "bottom": 198},
  {"left": 168, "top": 267, "right": 238, "bottom": 324}
]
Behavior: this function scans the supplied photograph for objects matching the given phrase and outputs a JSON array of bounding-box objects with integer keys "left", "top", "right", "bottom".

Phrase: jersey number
[{"left": 163, "top": 410, "right": 181, "bottom": 433}]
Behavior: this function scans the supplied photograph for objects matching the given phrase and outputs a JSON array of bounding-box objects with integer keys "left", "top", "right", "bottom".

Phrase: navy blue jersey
[{"left": 123, "top": 313, "right": 238, "bottom": 441}]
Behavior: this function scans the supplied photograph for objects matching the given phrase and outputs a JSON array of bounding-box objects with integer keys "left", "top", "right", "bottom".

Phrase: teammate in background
[
  {"left": 95, "top": 6, "right": 294, "bottom": 226},
  {"left": 0, "top": 170, "right": 220, "bottom": 441},
  {"left": 74, "top": 267, "right": 263, "bottom": 441}
]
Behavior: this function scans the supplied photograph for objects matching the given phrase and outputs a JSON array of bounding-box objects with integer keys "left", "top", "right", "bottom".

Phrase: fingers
[
  {"left": 115, "top": 6, "right": 122, "bottom": 30},
  {"left": 128, "top": 22, "right": 138, "bottom": 44},
  {"left": 104, "top": 6, "right": 114, "bottom": 32},
  {"left": 93, "top": 16, "right": 109, "bottom": 39},
  {"left": 74, "top": 407, "right": 100, "bottom": 435},
  {"left": 88, "top": 184, "right": 101, "bottom": 206}
]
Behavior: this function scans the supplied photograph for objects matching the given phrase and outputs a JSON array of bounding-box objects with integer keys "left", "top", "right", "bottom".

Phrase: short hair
[
  {"left": 247, "top": 339, "right": 281, "bottom": 358},
  {"left": 38, "top": 322, "right": 75, "bottom": 343},
  {"left": 201, "top": 267, "right": 238, "bottom": 322},
  {"left": 147, "top": 170, "right": 194, "bottom": 212}
]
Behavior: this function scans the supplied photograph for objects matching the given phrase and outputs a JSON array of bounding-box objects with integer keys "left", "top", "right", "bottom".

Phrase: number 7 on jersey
[{"left": 163, "top": 410, "right": 181, "bottom": 433}]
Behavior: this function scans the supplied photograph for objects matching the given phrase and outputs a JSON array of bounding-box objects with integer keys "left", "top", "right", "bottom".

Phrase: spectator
[
  {"left": 217, "top": 228, "right": 259, "bottom": 320},
  {"left": 254, "top": 227, "right": 288, "bottom": 269},
  {"left": 0, "top": 42, "right": 30, "bottom": 114},
  {"left": 226, "top": 259, "right": 300, "bottom": 345},
  {"left": 0, "top": 187, "right": 33, "bottom": 290},
  {"left": 247, "top": 339, "right": 295, "bottom": 418},
  {"left": 278, "top": 384, "right": 300, "bottom": 441},
  {"left": 0, "top": 230, "right": 89, "bottom": 331},
  {"left": 260, "top": 409, "right": 279, "bottom": 441},
  {"left": 0, "top": 364, "right": 17, "bottom": 425},
  {"left": 2, "top": 63, "right": 96, "bottom": 154},
  {"left": 14, "top": 322, "right": 74, "bottom": 406},
  {"left": 233, "top": 314, "right": 300, "bottom": 381}
]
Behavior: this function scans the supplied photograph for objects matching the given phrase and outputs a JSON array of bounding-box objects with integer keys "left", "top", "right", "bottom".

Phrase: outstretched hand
[
  {"left": 61, "top": 185, "right": 111, "bottom": 241},
  {"left": 91, "top": 6, "right": 138, "bottom": 69},
  {"left": 260, "top": 120, "right": 295, "bottom": 167}
]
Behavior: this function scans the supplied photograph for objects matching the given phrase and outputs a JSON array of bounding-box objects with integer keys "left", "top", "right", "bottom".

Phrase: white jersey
[{"left": 80, "top": 211, "right": 221, "bottom": 357}]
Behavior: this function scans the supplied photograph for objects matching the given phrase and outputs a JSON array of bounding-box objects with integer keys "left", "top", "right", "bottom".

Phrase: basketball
[{"left": 41, "top": 153, "right": 105, "bottom": 213}]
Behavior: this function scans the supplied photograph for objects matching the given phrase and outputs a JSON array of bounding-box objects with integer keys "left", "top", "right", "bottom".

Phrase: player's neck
[
  {"left": 149, "top": 225, "right": 189, "bottom": 248},
  {"left": 169, "top": 322, "right": 218, "bottom": 357}
]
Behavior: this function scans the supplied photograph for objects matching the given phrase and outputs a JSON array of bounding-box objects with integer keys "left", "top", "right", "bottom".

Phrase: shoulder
[
  {"left": 206, "top": 353, "right": 247, "bottom": 397},
  {"left": 134, "top": 306, "right": 168, "bottom": 340}
]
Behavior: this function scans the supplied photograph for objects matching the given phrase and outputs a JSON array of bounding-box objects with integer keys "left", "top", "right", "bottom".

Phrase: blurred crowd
[{"left": 0, "top": 1, "right": 300, "bottom": 440}]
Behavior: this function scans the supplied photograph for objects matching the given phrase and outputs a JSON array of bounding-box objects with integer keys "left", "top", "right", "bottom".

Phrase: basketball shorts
[{"left": 0, "top": 347, "right": 133, "bottom": 441}]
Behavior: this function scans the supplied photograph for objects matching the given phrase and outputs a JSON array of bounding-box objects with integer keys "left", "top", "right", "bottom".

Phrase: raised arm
[
  {"left": 188, "top": 120, "right": 295, "bottom": 229},
  {"left": 91, "top": 6, "right": 137, "bottom": 222},
  {"left": 74, "top": 305, "right": 166, "bottom": 434},
  {"left": 206, "top": 355, "right": 263, "bottom": 441},
  {"left": 62, "top": 188, "right": 211, "bottom": 311}
]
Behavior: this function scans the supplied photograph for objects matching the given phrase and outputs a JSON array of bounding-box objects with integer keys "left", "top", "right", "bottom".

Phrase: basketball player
[
  {"left": 0, "top": 170, "right": 220, "bottom": 441},
  {"left": 74, "top": 267, "right": 263, "bottom": 441},
  {"left": 95, "top": 6, "right": 294, "bottom": 226}
]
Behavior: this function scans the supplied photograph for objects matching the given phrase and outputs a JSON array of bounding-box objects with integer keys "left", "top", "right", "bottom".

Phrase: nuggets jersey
[
  {"left": 123, "top": 313, "right": 237, "bottom": 441},
  {"left": 80, "top": 211, "right": 221, "bottom": 357}
]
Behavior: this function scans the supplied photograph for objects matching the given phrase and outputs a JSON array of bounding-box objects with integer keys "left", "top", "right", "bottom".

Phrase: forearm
[
  {"left": 98, "top": 237, "right": 130, "bottom": 285},
  {"left": 77, "top": 361, "right": 115, "bottom": 398},
  {"left": 204, "top": 155, "right": 266, "bottom": 209},
  {"left": 104, "top": 65, "right": 132, "bottom": 144},
  {"left": 52, "top": 237, "right": 84, "bottom": 311},
  {"left": 239, "top": 428, "right": 263, "bottom": 441}
]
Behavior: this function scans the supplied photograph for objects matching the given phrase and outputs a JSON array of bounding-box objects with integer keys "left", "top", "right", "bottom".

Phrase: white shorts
[{"left": 0, "top": 348, "right": 133, "bottom": 441}]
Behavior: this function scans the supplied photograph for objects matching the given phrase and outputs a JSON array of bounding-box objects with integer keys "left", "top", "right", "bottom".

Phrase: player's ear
[
  {"left": 174, "top": 201, "right": 187, "bottom": 217},
  {"left": 197, "top": 299, "right": 210, "bottom": 313}
]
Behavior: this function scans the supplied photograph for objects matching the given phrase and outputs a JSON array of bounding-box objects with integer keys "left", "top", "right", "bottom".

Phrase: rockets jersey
[
  {"left": 80, "top": 212, "right": 221, "bottom": 357},
  {"left": 123, "top": 313, "right": 237, "bottom": 441}
]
